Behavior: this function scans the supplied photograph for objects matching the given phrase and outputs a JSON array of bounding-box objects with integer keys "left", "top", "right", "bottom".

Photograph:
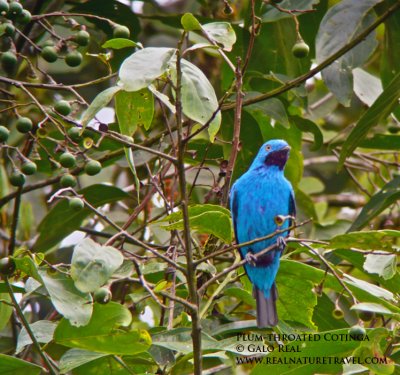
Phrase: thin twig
[
  {"left": 221, "top": 57, "right": 243, "bottom": 206},
  {"left": 5, "top": 278, "right": 58, "bottom": 374},
  {"left": 299, "top": 241, "right": 358, "bottom": 305}
]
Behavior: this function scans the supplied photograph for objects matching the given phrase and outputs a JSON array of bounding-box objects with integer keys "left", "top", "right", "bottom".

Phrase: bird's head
[{"left": 250, "top": 139, "right": 291, "bottom": 171}]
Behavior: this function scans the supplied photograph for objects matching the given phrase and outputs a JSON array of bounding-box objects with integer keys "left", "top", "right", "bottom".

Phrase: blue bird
[{"left": 230, "top": 139, "right": 295, "bottom": 327}]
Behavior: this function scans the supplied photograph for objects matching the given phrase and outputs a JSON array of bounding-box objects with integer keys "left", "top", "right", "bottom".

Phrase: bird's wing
[
  {"left": 230, "top": 186, "right": 247, "bottom": 261},
  {"left": 230, "top": 186, "right": 239, "bottom": 245},
  {"left": 289, "top": 189, "right": 296, "bottom": 226}
]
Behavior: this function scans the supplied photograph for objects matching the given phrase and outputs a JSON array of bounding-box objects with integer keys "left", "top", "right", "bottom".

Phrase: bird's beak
[{"left": 281, "top": 145, "right": 291, "bottom": 152}]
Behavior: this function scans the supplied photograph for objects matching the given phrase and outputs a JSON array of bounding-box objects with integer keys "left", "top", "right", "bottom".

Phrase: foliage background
[{"left": 0, "top": 0, "right": 399, "bottom": 374}]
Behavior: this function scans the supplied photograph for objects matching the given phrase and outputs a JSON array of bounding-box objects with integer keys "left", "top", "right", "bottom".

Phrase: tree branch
[{"left": 175, "top": 32, "right": 202, "bottom": 375}]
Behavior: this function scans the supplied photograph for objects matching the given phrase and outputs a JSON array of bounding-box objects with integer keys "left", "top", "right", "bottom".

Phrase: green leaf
[
  {"left": 80, "top": 86, "right": 122, "bottom": 131},
  {"left": 312, "top": 293, "right": 348, "bottom": 331},
  {"left": 280, "top": 260, "right": 399, "bottom": 313},
  {"left": 350, "top": 303, "right": 395, "bottom": 316},
  {"left": 348, "top": 177, "right": 400, "bottom": 231},
  {"left": 338, "top": 72, "right": 400, "bottom": 167},
  {"left": 360, "top": 134, "right": 400, "bottom": 150},
  {"left": 298, "top": 177, "right": 324, "bottom": 195},
  {"left": 115, "top": 88, "right": 154, "bottom": 134},
  {"left": 59, "top": 349, "right": 108, "bottom": 374},
  {"left": 343, "top": 273, "right": 394, "bottom": 302},
  {"left": 119, "top": 47, "right": 176, "bottom": 91},
  {"left": 224, "top": 287, "right": 255, "bottom": 307},
  {"left": 222, "top": 111, "right": 264, "bottom": 184},
  {"left": 34, "top": 184, "right": 130, "bottom": 252},
  {"left": 276, "top": 267, "right": 317, "bottom": 329},
  {"left": 262, "top": 0, "right": 320, "bottom": 23},
  {"left": 316, "top": 0, "right": 382, "bottom": 105},
  {"left": 148, "top": 84, "right": 176, "bottom": 113},
  {"left": 124, "top": 147, "right": 140, "bottom": 202},
  {"left": 363, "top": 253, "right": 397, "bottom": 280},
  {"left": 0, "top": 354, "right": 43, "bottom": 375},
  {"left": 377, "top": 0, "right": 400, "bottom": 89},
  {"left": 55, "top": 302, "right": 151, "bottom": 355},
  {"left": 71, "top": 238, "right": 123, "bottom": 293},
  {"left": 0, "top": 294, "right": 12, "bottom": 332},
  {"left": 19, "top": 202, "right": 34, "bottom": 241},
  {"left": 13, "top": 256, "right": 41, "bottom": 281},
  {"left": 327, "top": 230, "right": 400, "bottom": 251},
  {"left": 181, "top": 13, "right": 202, "bottom": 31},
  {"left": 72, "top": 355, "right": 152, "bottom": 375},
  {"left": 152, "top": 328, "right": 221, "bottom": 355},
  {"left": 333, "top": 249, "right": 400, "bottom": 294},
  {"left": 202, "top": 22, "right": 236, "bottom": 51},
  {"left": 39, "top": 269, "right": 93, "bottom": 327},
  {"left": 233, "top": 19, "right": 310, "bottom": 95},
  {"left": 246, "top": 96, "right": 289, "bottom": 128},
  {"left": 353, "top": 68, "right": 383, "bottom": 107},
  {"left": 251, "top": 329, "right": 362, "bottom": 375},
  {"left": 115, "top": 89, "right": 153, "bottom": 200},
  {"left": 102, "top": 38, "right": 137, "bottom": 49},
  {"left": 291, "top": 116, "right": 323, "bottom": 151},
  {"left": 160, "top": 204, "right": 233, "bottom": 243},
  {"left": 170, "top": 59, "right": 221, "bottom": 142},
  {"left": 16, "top": 320, "right": 57, "bottom": 354},
  {"left": 70, "top": 0, "right": 140, "bottom": 40},
  {"left": 0, "top": 283, "right": 25, "bottom": 294},
  {"left": 352, "top": 329, "right": 395, "bottom": 375}
]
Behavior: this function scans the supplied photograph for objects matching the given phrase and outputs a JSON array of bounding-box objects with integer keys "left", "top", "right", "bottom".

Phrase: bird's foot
[
  {"left": 276, "top": 236, "right": 287, "bottom": 252},
  {"left": 245, "top": 252, "right": 258, "bottom": 266}
]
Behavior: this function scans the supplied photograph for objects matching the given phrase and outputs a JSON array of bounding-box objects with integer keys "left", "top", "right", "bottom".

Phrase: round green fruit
[
  {"left": 67, "top": 127, "right": 81, "bottom": 141},
  {"left": 8, "top": 1, "right": 23, "bottom": 16},
  {"left": 16, "top": 117, "right": 33, "bottom": 133},
  {"left": 21, "top": 161, "right": 37, "bottom": 175},
  {"left": 0, "top": 257, "right": 16, "bottom": 276},
  {"left": 41, "top": 46, "right": 58, "bottom": 63},
  {"left": 69, "top": 197, "right": 84, "bottom": 210},
  {"left": 358, "top": 310, "right": 375, "bottom": 322},
  {"left": 94, "top": 287, "right": 112, "bottom": 304},
  {"left": 9, "top": 171, "right": 25, "bottom": 186},
  {"left": 349, "top": 325, "right": 366, "bottom": 340},
  {"left": 84, "top": 160, "right": 102, "bottom": 176},
  {"left": 74, "top": 30, "right": 90, "bottom": 46},
  {"left": 0, "top": 126, "right": 10, "bottom": 142},
  {"left": 42, "top": 39, "right": 54, "bottom": 48},
  {"left": 59, "top": 152, "right": 76, "bottom": 168},
  {"left": 1, "top": 51, "right": 17, "bottom": 72},
  {"left": 65, "top": 51, "right": 82, "bottom": 67},
  {"left": 54, "top": 100, "right": 71, "bottom": 116},
  {"left": 4, "top": 23, "right": 15, "bottom": 37},
  {"left": 17, "top": 9, "right": 31, "bottom": 24},
  {"left": 113, "top": 25, "right": 130, "bottom": 39},
  {"left": 0, "top": 0, "right": 10, "bottom": 14},
  {"left": 60, "top": 173, "right": 77, "bottom": 188},
  {"left": 292, "top": 41, "right": 310, "bottom": 58}
]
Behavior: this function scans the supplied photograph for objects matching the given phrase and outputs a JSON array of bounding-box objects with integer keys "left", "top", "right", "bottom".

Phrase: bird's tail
[{"left": 254, "top": 283, "right": 278, "bottom": 328}]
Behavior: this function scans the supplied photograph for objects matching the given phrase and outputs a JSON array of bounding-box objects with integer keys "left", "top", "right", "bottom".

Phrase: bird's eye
[{"left": 265, "top": 145, "right": 271, "bottom": 151}]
